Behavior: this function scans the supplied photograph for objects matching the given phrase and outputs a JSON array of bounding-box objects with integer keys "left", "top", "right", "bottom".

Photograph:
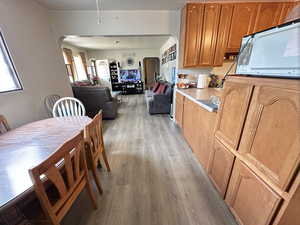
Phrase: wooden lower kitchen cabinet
[
  {"left": 225, "top": 160, "right": 282, "bottom": 225},
  {"left": 208, "top": 139, "right": 235, "bottom": 197},
  {"left": 238, "top": 85, "right": 300, "bottom": 191},
  {"left": 175, "top": 92, "right": 185, "bottom": 128},
  {"left": 194, "top": 103, "right": 217, "bottom": 169},
  {"left": 214, "top": 81, "right": 253, "bottom": 150},
  {"left": 183, "top": 98, "right": 200, "bottom": 154}
]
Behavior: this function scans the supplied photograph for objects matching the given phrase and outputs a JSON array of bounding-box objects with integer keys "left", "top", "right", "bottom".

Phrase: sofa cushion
[
  {"left": 152, "top": 83, "right": 160, "bottom": 92},
  {"left": 156, "top": 84, "right": 167, "bottom": 94}
]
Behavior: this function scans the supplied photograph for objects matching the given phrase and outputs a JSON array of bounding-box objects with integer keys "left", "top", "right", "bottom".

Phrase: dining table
[{"left": 0, "top": 116, "right": 92, "bottom": 211}]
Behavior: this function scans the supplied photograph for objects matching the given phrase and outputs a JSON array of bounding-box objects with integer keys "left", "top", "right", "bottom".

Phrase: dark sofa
[
  {"left": 145, "top": 81, "right": 174, "bottom": 115},
  {"left": 72, "top": 86, "right": 118, "bottom": 119}
]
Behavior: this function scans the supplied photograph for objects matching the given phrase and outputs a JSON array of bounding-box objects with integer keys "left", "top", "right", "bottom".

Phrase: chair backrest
[
  {"left": 0, "top": 115, "right": 10, "bottom": 134},
  {"left": 29, "top": 132, "right": 88, "bottom": 224},
  {"left": 44, "top": 95, "right": 61, "bottom": 117},
  {"left": 52, "top": 97, "right": 86, "bottom": 118},
  {"left": 85, "top": 111, "right": 104, "bottom": 161}
]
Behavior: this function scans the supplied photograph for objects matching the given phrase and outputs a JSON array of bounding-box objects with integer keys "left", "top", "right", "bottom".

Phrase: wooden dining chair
[
  {"left": 85, "top": 111, "right": 111, "bottom": 194},
  {"left": 0, "top": 115, "right": 10, "bottom": 134},
  {"left": 29, "top": 131, "right": 97, "bottom": 225},
  {"left": 44, "top": 94, "right": 61, "bottom": 117},
  {"left": 52, "top": 97, "right": 86, "bottom": 118}
]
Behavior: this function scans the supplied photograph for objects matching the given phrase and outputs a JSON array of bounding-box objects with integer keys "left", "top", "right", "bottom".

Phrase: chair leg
[
  {"left": 102, "top": 150, "right": 111, "bottom": 172},
  {"left": 91, "top": 164, "right": 103, "bottom": 195},
  {"left": 85, "top": 177, "right": 98, "bottom": 210}
]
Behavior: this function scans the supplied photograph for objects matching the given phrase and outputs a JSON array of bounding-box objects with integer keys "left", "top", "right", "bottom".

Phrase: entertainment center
[{"left": 110, "top": 67, "right": 144, "bottom": 95}]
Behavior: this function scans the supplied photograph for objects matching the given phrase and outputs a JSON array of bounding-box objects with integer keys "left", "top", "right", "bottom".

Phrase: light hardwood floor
[{"left": 63, "top": 94, "right": 238, "bottom": 225}]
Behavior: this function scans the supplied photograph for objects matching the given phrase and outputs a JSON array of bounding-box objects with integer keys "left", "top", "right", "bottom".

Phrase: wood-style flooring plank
[{"left": 62, "top": 94, "right": 237, "bottom": 225}]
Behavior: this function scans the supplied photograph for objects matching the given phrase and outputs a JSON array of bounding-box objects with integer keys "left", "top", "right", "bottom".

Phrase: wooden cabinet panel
[
  {"left": 194, "top": 106, "right": 217, "bottom": 170},
  {"left": 182, "top": 4, "right": 204, "bottom": 67},
  {"left": 253, "top": 3, "right": 282, "bottom": 33},
  {"left": 226, "top": 3, "right": 258, "bottom": 52},
  {"left": 278, "top": 2, "right": 297, "bottom": 24},
  {"left": 238, "top": 86, "right": 300, "bottom": 190},
  {"left": 225, "top": 160, "right": 281, "bottom": 225},
  {"left": 214, "top": 4, "right": 234, "bottom": 66},
  {"left": 183, "top": 98, "right": 197, "bottom": 150},
  {"left": 198, "top": 4, "right": 221, "bottom": 66},
  {"left": 175, "top": 92, "right": 185, "bottom": 128},
  {"left": 208, "top": 139, "right": 235, "bottom": 197},
  {"left": 215, "top": 81, "right": 253, "bottom": 150}
]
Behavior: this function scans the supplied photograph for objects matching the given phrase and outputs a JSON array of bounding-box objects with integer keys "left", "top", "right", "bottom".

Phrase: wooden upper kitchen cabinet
[
  {"left": 226, "top": 3, "right": 258, "bottom": 52},
  {"left": 215, "top": 81, "right": 253, "bottom": 150},
  {"left": 238, "top": 85, "right": 300, "bottom": 191},
  {"left": 179, "top": 4, "right": 204, "bottom": 68},
  {"left": 225, "top": 160, "right": 282, "bottom": 225},
  {"left": 198, "top": 3, "right": 221, "bottom": 66},
  {"left": 279, "top": 1, "right": 299, "bottom": 23},
  {"left": 213, "top": 4, "right": 234, "bottom": 66},
  {"left": 180, "top": 3, "right": 221, "bottom": 68},
  {"left": 208, "top": 139, "right": 235, "bottom": 197},
  {"left": 175, "top": 92, "right": 185, "bottom": 128},
  {"left": 253, "top": 2, "right": 283, "bottom": 33}
]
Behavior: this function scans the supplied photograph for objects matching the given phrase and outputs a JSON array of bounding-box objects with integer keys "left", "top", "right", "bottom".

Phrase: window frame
[{"left": 0, "top": 31, "right": 23, "bottom": 94}]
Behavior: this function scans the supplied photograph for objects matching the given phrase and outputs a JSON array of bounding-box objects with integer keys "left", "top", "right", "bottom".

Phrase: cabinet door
[
  {"left": 175, "top": 92, "right": 184, "bottom": 128},
  {"left": 253, "top": 3, "right": 282, "bottom": 33},
  {"left": 238, "top": 86, "right": 300, "bottom": 190},
  {"left": 198, "top": 4, "right": 220, "bottom": 66},
  {"left": 208, "top": 139, "right": 235, "bottom": 197},
  {"left": 194, "top": 106, "right": 217, "bottom": 170},
  {"left": 225, "top": 160, "right": 281, "bottom": 225},
  {"left": 215, "top": 81, "right": 253, "bottom": 150},
  {"left": 183, "top": 98, "right": 196, "bottom": 150},
  {"left": 226, "top": 3, "right": 258, "bottom": 52},
  {"left": 278, "top": 2, "right": 297, "bottom": 24},
  {"left": 214, "top": 4, "right": 234, "bottom": 66},
  {"left": 182, "top": 4, "right": 204, "bottom": 67}
]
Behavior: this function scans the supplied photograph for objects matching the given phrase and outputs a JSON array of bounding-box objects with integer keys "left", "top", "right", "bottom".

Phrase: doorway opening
[{"left": 143, "top": 57, "right": 160, "bottom": 89}]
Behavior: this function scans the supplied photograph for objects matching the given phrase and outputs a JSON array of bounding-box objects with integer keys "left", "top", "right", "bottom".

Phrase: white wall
[
  {"left": 0, "top": 0, "right": 72, "bottom": 128},
  {"left": 87, "top": 48, "right": 160, "bottom": 82},
  {"left": 49, "top": 10, "right": 180, "bottom": 38},
  {"left": 160, "top": 36, "right": 178, "bottom": 83},
  {"left": 48, "top": 9, "right": 214, "bottom": 77}
]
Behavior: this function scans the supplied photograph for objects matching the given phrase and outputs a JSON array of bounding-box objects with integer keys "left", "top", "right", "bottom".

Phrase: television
[{"left": 120, "top": 69, "right": 141, "bottom": 82}]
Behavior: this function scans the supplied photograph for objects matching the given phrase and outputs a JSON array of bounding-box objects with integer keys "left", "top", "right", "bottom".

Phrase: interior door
[
  {"left": 238, "top": 86, "right": 300, "bottom": 190},
  {"left": 143, "top": 57, "right": 159, "bottom": 89}
]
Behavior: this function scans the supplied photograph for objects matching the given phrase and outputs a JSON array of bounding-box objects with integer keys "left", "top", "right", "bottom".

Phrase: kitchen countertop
[{"left": 176, "top": 88, "right": 223, "bottom": 112}]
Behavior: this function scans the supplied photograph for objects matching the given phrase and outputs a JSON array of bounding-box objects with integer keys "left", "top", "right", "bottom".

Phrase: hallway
[{"left": 69, "top": 94, "right": 237, "bottom": 225}]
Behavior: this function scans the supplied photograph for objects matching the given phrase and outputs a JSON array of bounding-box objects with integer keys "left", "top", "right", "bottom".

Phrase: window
[
  {"left": 73, "top": 55, "right": 87, "bottom": 81},
  {"left": 0, "top": 32, "right": 22, "bottom": 93}
]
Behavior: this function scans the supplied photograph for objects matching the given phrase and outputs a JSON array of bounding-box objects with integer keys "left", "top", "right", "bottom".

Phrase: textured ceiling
[
  {"left": 63, "top": 36, "right": 170, "bottom": 50},
  {"left": 35, "top": 0, "right": 289, "bottom": 10}
]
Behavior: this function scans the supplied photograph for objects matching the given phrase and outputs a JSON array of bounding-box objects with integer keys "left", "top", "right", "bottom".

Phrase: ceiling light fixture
[{"left": 96, "top": 0, "right": 102, "bottom": 24}]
